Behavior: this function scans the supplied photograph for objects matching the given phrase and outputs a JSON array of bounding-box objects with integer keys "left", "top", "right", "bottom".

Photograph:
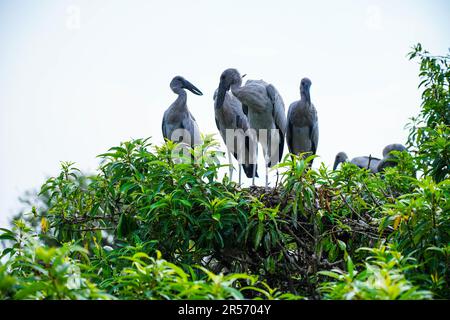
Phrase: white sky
[{"left": 0, "top": 0, "right": 449, "bottom": 228}]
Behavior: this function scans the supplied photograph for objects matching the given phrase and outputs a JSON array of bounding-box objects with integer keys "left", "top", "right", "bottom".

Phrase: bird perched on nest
[
  {"left": 215, "top": 68, "right": 287, "bottom": 187},
  {"left": 162, "top": 76, "right": 203, "bottom": 147},
  {"left": 213, "top": 77, "right": 259, "bottom": 184},
  {"left": 333, "top": 144, "right": 407, "bottom": 173},
  {"left": 287, "top": 77, "right": 319, "bottom": 166},
  {"left": 333, "top": 152, "right": 381, "bottom": 173}
]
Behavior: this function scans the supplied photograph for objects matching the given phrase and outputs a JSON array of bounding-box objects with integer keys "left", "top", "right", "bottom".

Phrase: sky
[{"left": 0, "top": 0, "right": 449, "bottom": 228}]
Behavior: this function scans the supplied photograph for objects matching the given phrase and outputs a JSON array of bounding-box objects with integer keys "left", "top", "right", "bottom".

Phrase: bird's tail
[{"left": 242, "top": 164, "right": 258, "bottom": 178}]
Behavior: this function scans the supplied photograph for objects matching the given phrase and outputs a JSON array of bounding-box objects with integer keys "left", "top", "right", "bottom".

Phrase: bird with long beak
[
  {"left": 162, "top": 76, "right": 203, "bottom": 148},
  {"left": 287, "top": 78, "right": 319, "bottom": 165},
  {"left": 213, "top": 73, "right": 258, "bottom": 185},
  {"left": 333, "top": 152, "right": 381, "bottom": 173},
  {"left": 216, "top": 68, "right": 286, "bottom": 187},
  {"left": 377, "top": 143, "right": 407, "bottom": 172}
]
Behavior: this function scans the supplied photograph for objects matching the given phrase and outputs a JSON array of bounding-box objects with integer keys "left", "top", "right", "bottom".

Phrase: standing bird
[
  {"left": 287, "top": 78, "right": 319, "bottom": 165},
  {"left": 333, "top": 152, "right": 381, "bottom": 173},
  {"left": 162, "top": 76, "right": 203, "bottom": 147},
  {"left": 377, "top": 144, "right": 407, "bottom": 172},
  {"left": 215, "top": 68, "right": 287, "bottom": 187},
  {"left": 213, "top": 85, "right": 258, "bottom": 184}
]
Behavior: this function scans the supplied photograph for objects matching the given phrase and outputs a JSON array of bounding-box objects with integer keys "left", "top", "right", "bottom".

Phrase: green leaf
[{"left": 254, "top": 222, "right": 264, "bottom": 250}]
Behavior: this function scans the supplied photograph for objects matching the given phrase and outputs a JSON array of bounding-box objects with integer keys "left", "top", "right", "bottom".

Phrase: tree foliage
[
  {"left": 1, "top": 44, "right": 448, "bottom": 300},
  {"left": 407, "top": 43, "right": 450, "bottom": 182}
]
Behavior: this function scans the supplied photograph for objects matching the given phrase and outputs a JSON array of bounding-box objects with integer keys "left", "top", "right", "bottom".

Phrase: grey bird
[
  {"left": 287, "top": 78, "right": 319, "bottom": 165},
  {"left": 333, "top": 152, "right": 381, "bottom": 173},
  {"left": 215, "top": 68, "right": 287, "bottom": 187},
  {"left": 377, "top": 144, "right": 407, "bottom": 172},
  {"left": 213, "top": 86, "right": 258, "bottom": 184},
  {"left": 162, "top": 76, "right": 203, "bottom": 147}
]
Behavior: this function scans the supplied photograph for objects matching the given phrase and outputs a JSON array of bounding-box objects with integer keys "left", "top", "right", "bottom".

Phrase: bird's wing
[
  {"left": 377, "top": 157, "right": 397, "bottom": 172},
  {"left": 233, "top": 105, "right": 258, "bottom": 178},
  {"left": 242, "top": 103, "right": 249, "bottom": 117},
  {"left": 310, "top": 106, "right": 319, "bottom": 155},
  {"left": 214, "top": 116, "right": 221, "bottom": 132},
  {"left": 214, "top": 114, "right": 229, "bottom": 147},
  {"left": 286, "top": 102, "right": 295, "bottom": 154},
  {"left": 182, "top": 112, "right": 201, "bottom": 146},
  {"left": 351, "top": 156, "right": 380, "bottom": 170},
  {"left": 238, "top": 79, "right": 267, "bottom": 115},
  {"left": 266, "top": 84, "right": 287, "bottom": 162},
  {"left": 162, "top": 112, "right": 168, "bottom": 140},
  {"left": 351, "top": 157, "right": 368, "bottom": 169},
  {"left": 267, "top": 84, "right": 286, "bottom": 135},
  {"left": 369, "top": 159, "right": 381, "bottom": 173},
  {"left": 189, "top": 111, "right": 197, "bottom": 123}
]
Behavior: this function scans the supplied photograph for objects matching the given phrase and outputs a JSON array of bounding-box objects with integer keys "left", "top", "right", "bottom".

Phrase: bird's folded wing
[
  {"left": 267, "top": 84, "right": 287, "bottom": 163},
  {"left": 310, "top": 119, "right": 319, "bottom": 155},
  {"left": 266, "top": 84, "right": 287, "bottom": 135}
]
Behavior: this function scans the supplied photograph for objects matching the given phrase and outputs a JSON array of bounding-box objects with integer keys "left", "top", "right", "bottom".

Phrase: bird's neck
[
  {"left": 333, "top": 155, "right": 348, "bottom": 170},
  {"left": 173, "top": 88, "right": 187, "bottom": 109},
  {"left": 230, "top": 79, "right": 242, "bottom": 96},
  {"left": 301, "top": 91, "right": 311, "bottom": 105}
]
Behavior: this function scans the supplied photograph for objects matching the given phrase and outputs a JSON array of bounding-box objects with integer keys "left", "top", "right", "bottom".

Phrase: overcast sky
[{"left": 0, "top": 0, "right": 449, "bottom": 228}]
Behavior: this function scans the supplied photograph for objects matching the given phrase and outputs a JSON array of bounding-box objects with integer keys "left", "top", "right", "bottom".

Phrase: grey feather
[
  {"left": 377, "top": 143, "right": 407, "bottom": 172},
  {"left": 213, "top": 87, "right": 258, "bottom": 178},
  {"left": 231, "top": 77, "right": 287, "bottom": 168},
  {"left": 333, "top": 151, "right": 381, "bottom": 173},
  {"left": 162, "top": 76, "right": 203, "bottom": 147},
  {"left": 351, "top": 156, "right": 381, "bottom": 173},
  {"left": 215, "top": 68, "right": 287, "bottom": 187},
  {"left": 267, "top": 84, "right": 287, "bottom": 164},
  {"left": 286, "top": 78, "right": 319, "bottom": 165}
]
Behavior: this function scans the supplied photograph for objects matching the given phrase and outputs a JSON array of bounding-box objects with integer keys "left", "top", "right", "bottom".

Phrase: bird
[
  {"left": 215, "top": 68, "right": 287, "bottom": 187},
  {"left": 333, "top": 152, "right": 381, "bottom": 173},
  {"left": 162, "top": 76, "right": 203, "bottom": 148},
  {"left": 377, "top": 144, "right": 407, "bottom": 172},
  {"left": 213, "top": 85, "right": 258, "bottom": 185},
  {"left": 382, "top": 143, "right": 407, "bottom": 158},
  {"left": 287, "top": 78, "right": 319, "bottom": 165}
]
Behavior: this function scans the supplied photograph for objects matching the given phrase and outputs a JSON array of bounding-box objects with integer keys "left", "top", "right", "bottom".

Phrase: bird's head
[
  {"left": 215, "top": 68, "right": 243, "bottom": 108},
  {"left": 333, "top": 151, "right": 348, "bottom": 170},
  {"left": 300, "top": 77, "right": 312, "bottom": 93},
  {"left": 300, "top": 77, "right": 312, "bottom": 103},
  {"left": 170, "top": 76, "right": 203, "bottom": 95}
]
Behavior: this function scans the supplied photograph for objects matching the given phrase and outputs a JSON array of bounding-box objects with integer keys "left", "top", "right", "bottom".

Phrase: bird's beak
[
  {"left": 183, "top": 80, "right": 203, "bottom": 96},
  {"left": 305, "top": 89, "right": 311, "bottom": 103},
  {"left": 241, "top": 74, "right": 247, "bottom": 78},
  {"left": 332, "top": 156, "right": 340, "bottom": 170},
  {"left": 215, "top": 80, "right": 227, "bottom": 108},
  {"left": 333, "top": 154, "right": 344, "bottom": 170}
]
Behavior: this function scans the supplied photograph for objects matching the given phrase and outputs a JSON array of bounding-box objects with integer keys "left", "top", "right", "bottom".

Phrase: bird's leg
[
  {"left": 252, "top": 147, "right": 258, "bottom": 186},
  {"left": 275, "top": 169, "right": 279, "bottom": 188},
  {"left": 265, "top": 165, "right": 268, "bottom": 188},
  {"left": 238, "top": 166, "right": 242, "bottom": 186},
  {"left": 367, "top": 154, "right": 373, "bottom": 170},
  {"left": 227, "top": 150, "right": 233, "bottom": 181},
  {"left": 262, "top": 139, "right": 269, "bottom": 188}
]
